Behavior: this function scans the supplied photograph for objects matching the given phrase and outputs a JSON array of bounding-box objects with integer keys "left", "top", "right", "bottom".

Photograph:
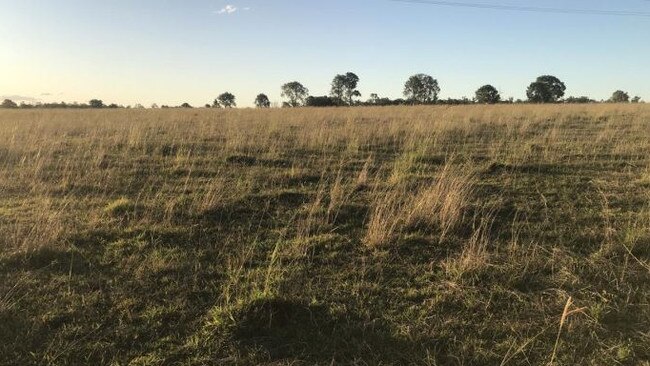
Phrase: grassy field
[{"left": 0, "top": 105, "right": 649, "bottom": 365}]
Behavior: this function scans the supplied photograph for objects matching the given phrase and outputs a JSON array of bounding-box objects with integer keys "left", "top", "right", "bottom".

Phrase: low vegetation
[{"left": 0, "top": 104, "right": 649, "bottom": 364}]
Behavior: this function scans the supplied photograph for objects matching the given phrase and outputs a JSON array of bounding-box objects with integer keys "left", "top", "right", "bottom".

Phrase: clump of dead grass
[{"left": 363, "top": 163, "right": 475, "bottom": 248}]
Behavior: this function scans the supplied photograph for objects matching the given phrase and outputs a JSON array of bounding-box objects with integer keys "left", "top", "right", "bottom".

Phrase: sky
[{"left": 1, "top": 0, "right": 649, "bottom": 107}]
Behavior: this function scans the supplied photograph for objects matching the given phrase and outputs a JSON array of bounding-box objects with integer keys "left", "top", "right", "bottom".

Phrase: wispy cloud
[
  {"left": 213, "top": 4, "right": 251, "bottom": 15},
  {"left": 216, "top": 5, "right": 238, "bottom": 14}
]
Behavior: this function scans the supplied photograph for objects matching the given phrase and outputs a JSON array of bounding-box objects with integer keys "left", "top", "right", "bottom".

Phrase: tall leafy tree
[
  {"left": 254, "top": 94, "right": 271, "bottom": 108},
  {"left": 526, "top": 82, "right": 553, "bottom": 103},
  {"left": 526, "top": 75, "right": 565, "bottom": 103},
  {"left": 536, "top": 75, "right": 566, "bottom": 101},
  {"left": 475, "top": 85, "right": 501, "bottom": 104},
  {"left": 215, "top": 92, "right": 236, "bottom": 108},
  {"left": 281, "top": 81, "right": 309, "bottom": 107},
  {"left": 330, "top": 72, "right": 361, "bottom": 105},
  {"left": 610, "top": 90, "right": 630, "bottom": 103},
  {"left": 404, "top": 74, "right": 440, "bottom": 104}
]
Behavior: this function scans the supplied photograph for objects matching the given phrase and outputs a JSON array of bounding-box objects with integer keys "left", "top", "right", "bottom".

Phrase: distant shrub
[
  {"left": 1, "top": 99, "right": 18, "bottom": 108},
  {"left": 564, "top": 96, "right": 595, "bottom": 104},
  {"left": 306, "top": 96, "right": 343, "bottom": 107},
  {"left": 364, "top": 95, "right": 406, "bottom": 106},
  {"left": 89, "top": 99, "right": 104, "bottom": 108}
]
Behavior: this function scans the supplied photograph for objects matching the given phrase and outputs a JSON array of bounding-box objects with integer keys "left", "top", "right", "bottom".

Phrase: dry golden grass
[
  {"left": 363, "top": 162, "right": 475, "bottom": 248},
  {"left": 0, "top": 104, "right": 649, "bottom": 365}
]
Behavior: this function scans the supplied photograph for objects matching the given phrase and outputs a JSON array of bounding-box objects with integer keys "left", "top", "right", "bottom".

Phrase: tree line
[{"left": 1, "top": 73, "right": 644, "bottom": 109}]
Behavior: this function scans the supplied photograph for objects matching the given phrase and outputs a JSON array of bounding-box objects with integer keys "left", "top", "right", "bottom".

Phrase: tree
[
  {"left": 610, "top": 90, "right": 630, "bottom": 103},
  {"left": 281, "top": 81, "right": 309, "bottom": 107},
  {"left": 330, "top": 72, "right": 361, "bottom": 105},
  {"left": 631, "top": 96, "right": 642, "bottom": 103},
  {"left": 475, "top": 85, "right": 501, "bottom": 104},
  {"left": 216, "top": 92, "right": 236, "bottom": 108},
  {"left": 89, "top": 99, "right": 104, "bottom": 108},
  {"left": 404, "top": 74, "right": 440, "bottom": 104},
  {"left": 180, "top": 103, "right": 192, "bottom": 108},
  {"left": 526, "top": 75, "right": 566, "bottom": 103},
  {"left": 1, "top": 99, "right": 18, "bottom": 108},
  {"left": 526, "top": 82, "right": 553, "bottom": 103},
  {"left": 151, "top": 103, "right": 159, "bottom": 109},
  {"left": 254, "top": 94, "right": 271, "bottom": 108},
  {"left": 536, "top": 75, "right": 566, "bottom": 101}
]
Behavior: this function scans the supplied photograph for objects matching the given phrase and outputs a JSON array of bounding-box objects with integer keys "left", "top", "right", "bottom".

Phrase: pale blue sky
[{"left": 1, "top": 0, "right": 649, "bottom": 107}]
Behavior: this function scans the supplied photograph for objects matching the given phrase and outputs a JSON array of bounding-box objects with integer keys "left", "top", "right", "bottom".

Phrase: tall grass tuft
[
  {"left": 364, "top": 163, "right": 475, "bottom": 248},
  {"left": 406, "top": 163, "right": 475, "bottom": 241}
]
